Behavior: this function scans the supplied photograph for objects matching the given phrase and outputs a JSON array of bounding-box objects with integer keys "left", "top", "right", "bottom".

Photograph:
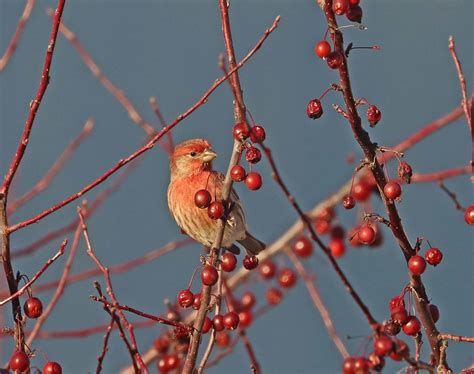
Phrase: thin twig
[
  {"left": 8, "top": 118, "right": 94, "bottom": 214},
  {"left": 438, "top": 181, "right": 465, "bottom": 211},
  {"left": 0, "top": 239, "right": 66, "bottom": 306},
  {"left": 261, "top": 143, "right": 378, "bottom": 329},
  {"left": 94, "top": 283, "right": 139, "bottom": 374},
  {"left": 78, "top": 207, "right": 147, "bottom": 373},
  {"left": 0, "top": 0, "right": 66, "bottom": 353},
  {"left": 197, "top": 268, "right": 223, "bottom": 373},
  {"left": 25, "top": 220, "right": 81, "bottom": 347},
  {"left": 149, "top": 96, "right": 174, "bottom": 151},
  {"left": 0, "top": 0, "right": 35, "bottom": 71},
  {"left": 26, "top": 238, "right": 192, "bottom": 295},
  {"left": 1, "top": 0, "right": 66, "bottom": 194},
  {"left": 30, "top": 319, "right": 155, "bottom": 339},
  {"left": 47, "top": 9, "right": 158, "bottom": 139},
  {"left": 90, "top": 296, "right": 187, "bottom": 329},
  {"left": 96, "top": 314, "right": 115, "bottom": 373},
  {"left": 438, "top": 334, "right": 474, "bottom": 343},
  {"left": 286, "top": 248, "right": 349, "bottom": 358},
  {"left": 12, "top": 161, "right": 140, "bottom": 258},
  {"left": 448, "top": 36, "right": 472, "bottom": 169}
]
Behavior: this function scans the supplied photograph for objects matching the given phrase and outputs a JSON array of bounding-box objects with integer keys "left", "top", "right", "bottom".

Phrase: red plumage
[{"left": 167, "top": 139, "right": 265, "bottom": 255}]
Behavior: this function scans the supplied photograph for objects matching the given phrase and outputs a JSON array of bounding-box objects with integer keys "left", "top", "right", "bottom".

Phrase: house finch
[{"left": 168, "top": 139, "right": 265, "bottom": 255}]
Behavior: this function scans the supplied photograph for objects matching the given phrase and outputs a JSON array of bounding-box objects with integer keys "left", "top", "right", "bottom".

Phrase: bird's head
[{"left": 170, "top": 139, "right": 217, "bottom": 179}]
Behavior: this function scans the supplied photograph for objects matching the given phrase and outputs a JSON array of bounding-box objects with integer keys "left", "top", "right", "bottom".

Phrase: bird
[{"left": 167, "top": 138, "right": 265, "bottom": 255}]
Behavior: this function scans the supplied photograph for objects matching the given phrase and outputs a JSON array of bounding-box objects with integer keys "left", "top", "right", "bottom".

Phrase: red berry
[
  {"left": 342, "top": 194, "right": 356, "bottom": 209},
  {"left": 194, "top": 189, "right": 212, "bottom": 208},
  {"left": 243, "top": 255, "right": 259, "bottom": 270},
  {"left": 326, "top": 51, "right": 343, "bottom": 69},
  {"left": 245, "top": 146, "right": 261, "bottom": 164},
  {"left": 314, "top": 218, "right": 331, "bottom": 235},
  {"left": 349, "top": 0, "right": 360, "bottom": 5},
  {"left": 165, "top": 354, "right": 179, "bottom": 371},
  {"left": 293, "top": 236, "right": 313, "bottom": 257},
  {"left": 213, "top": 314, "right": 225, "bottom": 331},
  {"left": 425, "top": 247, "right": 443, "bottom": 266},
  {"left": 408, "top": 255, "right": 426, "bottom": 275},
  {"left": 23, "top": 297, "right": 43, "bottom": 318},
  {"left": 367, "top": 105, "right": 382, "bottom": 126},
  {"left": 201, "top": 265, "right": 218, "bottom": 286},
  {"left": 223, "top": 311, "right": 240, "bottom": 330},
  {"left": 331, "top": 225, "right": 345, "bottom": 239},
  {"left": 464, "top": 205, "right": 474, "bottom": 225},
  {"left": 230, "top": 165, "right": 246, "bottom": 182},
  {"left": 221, "top": 252, "right": 237, "bottom": 272},
  {"left": 383, "top": 181, "right": 402, "bottom": 200},
  {"left": 157, "top": 357, "right": 167, "bottom": 373},
  {"left": 329, "top": 238, "right": 346, "bottom": 257},
  {"left": 154, "top": 335, "right": 170, "bottom": 353},
  {"left": 259, "top": 260, "right": 276, "bottom": 279},
  {"left": 369, "top": 227, "right": 384, "bottom": 248},
  {"left": 342, "top": 357, "right": 356, "bottom": 374},
  {"left": 177, "top": 289, "right": 194, "bottom": 308},
  {"left": 332, "top": 0, "right": 349, "bottom": 15},
  {"left": 216, "top": 332, "right": 230, "bottom": 348},
  {"left": 352, "top": 180, "right": 371, "bottom": 201},
  {"left": 346, "top": 5, "right": 363, "bottom": 23},
  {"left": 391, "top": 339, "right": 409, "bottom": 361},
  {"left": 402, "top": 316, "right": 421, "bottom": 336},
  {"left": 44, "top": 361, "right": 62, "bottom": 374},
  {"left": 315, "top": 40, "right": 331, "bottom": 59},
  {"left": 173, "top": 324, "right": 190, "bottom": 339},
  {"left": 389, "top": 296, "right": 405, "bottom": 311},
  {"left": 9, "top": 351, "right": 30, "bottom": 372},
  {"left": 357, "top": 225, "right": 376, "bottom": 245},
  {"left": 397, "top": 161, "right": 413, "bottom": 184},
  {"left": 250, "top": 125, "right": 266, "bottom": 143},
  {"left": 208, "top": 201, "right": 225, "bottom": 220},
  {"left": 233, "top": 122, "right": 250, "bottom": 140},
  {"left": 429, "top": 304, "right": 440, "bottom": 323},
  {"left": 240, "top": 291, "right": 256, "bottom": 309},
  {"left": 353, "top": 357, "right": 370, "bottom": 372},
  {"left": 192, "top": 293, "right": 201, "bottom": 310},
  {"left": 306, "top": 99, "right": 323, "bottom": 119},
  {"left": 391, "top": 306, "right": 409, "bottom": 326},
  {"left": 238, "top": 310, "right": 253, "bottom": 328},
  {"left": 367, "top": 353, "right": 385, "bottom": 371},
  {"left": 374, "top": 335, "right": 394, "bottom": 356},
  {"left": 202, "top": 316, "right": 212, "bottom": 333},
  {"left": 266, "top": 287, "right": 283, "bottom": 305},
  {"left": 383, "top": 320, "right": 401, "bottom": 336},
  {"left": 348, "top": 226, "right": 362, "bottom": 247},
  {"left": 245, "top": 172, "right": 262, "bottom": 190},
  {"left": 278, "top": 268, "right": 297, "bottom": 288},
  {"left": 166, "top": 308, "right": 181, "bottom": 322},
  {"left": 318, "top": 206, "right": 336, "bottom": 222}
]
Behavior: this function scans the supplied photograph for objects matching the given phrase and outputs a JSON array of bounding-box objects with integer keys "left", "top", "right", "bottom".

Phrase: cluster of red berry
[
  {"left": 10, "top": 350, "right": 61, "bottom": 373},
  {"left": 8, "top": 295, "right": 62, "bottom": 372},
  {"left": 231, "top": 122, "right": 266, "bottom": 190},
  {"left": 193, "top": 122, "right": 265, "bottom": 223},
  {"left": 342, "top": 337, "right": 409, "bottom": 373}
]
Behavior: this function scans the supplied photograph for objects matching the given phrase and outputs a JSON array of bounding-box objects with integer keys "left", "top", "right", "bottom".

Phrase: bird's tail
[{"left": 238, "top": 231, "right": 266, "bottom": 255}]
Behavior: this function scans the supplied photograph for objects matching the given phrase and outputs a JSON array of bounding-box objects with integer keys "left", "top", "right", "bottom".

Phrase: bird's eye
[{"left": 190, "top": 151, "right": 197, "bottom": 157}]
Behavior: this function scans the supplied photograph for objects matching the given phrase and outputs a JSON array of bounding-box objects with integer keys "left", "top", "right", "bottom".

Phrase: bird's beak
[{"left": 201, "top": 149, "right": 217, "bottom": 162}]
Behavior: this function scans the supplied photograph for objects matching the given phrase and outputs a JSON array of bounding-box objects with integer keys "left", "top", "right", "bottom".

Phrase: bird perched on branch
[{"left": 168, "top": 139, "right": 265, "bottom": 255}]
